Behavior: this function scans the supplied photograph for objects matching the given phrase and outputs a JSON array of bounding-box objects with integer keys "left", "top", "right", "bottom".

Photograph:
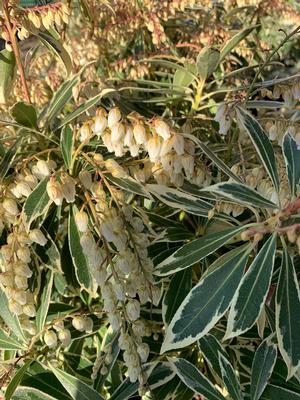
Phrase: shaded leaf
[
  {"left": 36, "top": 270, "right": 54, "bottom": 332},
  {"left": 162, "top": 269, "right": 192, "bottom": 325},
  {"left": 219, "top": 352, "right": 242, "bottom": 400},
  {"left": 0, "top": 287, "right": 26, "bottom": 342},
  {"left": 10, "top": 101, "right": 37, "bottom": 128},
  {"left": 198, "top": 334, "right": 229, "bottom": 379},
  {"left": 251, "top": 335, "right": 277, "bottom": 400},
  {"left": 0, "top": 330, "right": 27, "bottom": 350},
  {"left": 0, "top": 49, "right": 16, "bottom": 104},
  {"left": 276, "top": 249, "right": 300, "bottom": 378},
  {"left": 170, "top": 358, "right": 226, "bottom": 400},
  {"left": 282, "top": 132, "right": 300, "bottom": 197},
  {"left": 60, "top": 125, "right": 74, "bottom": 170},
  {"left": 0, "top": 137, "right": 21, "bottom": 181},
  {"left": 5, "top": 360, "right": 33, "bottom": 400},
  {"left": 237, "top": 107, "right": 279, "bottom": 194}
]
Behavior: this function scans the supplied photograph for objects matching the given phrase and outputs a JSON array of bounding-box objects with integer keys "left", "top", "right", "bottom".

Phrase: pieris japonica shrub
[{"left": 1, "top": 0, "right": 300, "bottom": 399}]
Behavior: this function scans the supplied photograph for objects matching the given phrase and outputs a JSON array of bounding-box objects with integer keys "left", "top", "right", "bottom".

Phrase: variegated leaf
[
  {"left": 170, "top": 358, "right": 226, "bottom": 400},
  {"left": 155, "top": 226, "right": 245, "bottom": 276},
  {"left": 201, "top": 182, "right": 277, "bottom": 209},
  {"left": 236, "top": 107, "right": 279, "bottom": 194},
  {"left": 198, "top": 334, "right": 229, "bottom": 379},
  {"left": 146, "top": 184, "right": 212, "bottom": 217},
  {"left": 276, "top": 249, "right": 300, "bottom": 378},
  {"left": 224, "top": 234, "right": 277, "bottom": 340},
  {"left": 161, "top": 247, "right": 250, "bottom": 352},
  {"left": 250, "top": 335, "right": 277, "bottom": 400},
  {"left": 219, "top": 352, "right": 242, "bottom": 400},
  {"left": 162, "top": 269, "right": 192, "bottom": 325},
  {"left": 282, "top": 132, "right": 300, "bottom": 197}
]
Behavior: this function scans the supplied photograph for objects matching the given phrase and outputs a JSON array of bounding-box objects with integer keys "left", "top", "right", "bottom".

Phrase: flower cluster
[{"left": 78, "top": 107, "right": 211, "bottom": 187}]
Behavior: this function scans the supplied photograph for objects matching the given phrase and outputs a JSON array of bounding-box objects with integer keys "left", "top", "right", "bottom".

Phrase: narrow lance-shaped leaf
[
  {"left": 170, "top": 358, "right": 226, "bottom": 400},
  {"left": 260, "top": 384, "right": 300, "bottom": 400},
  {"left": 224, "top": 234, "right": 277, "bottom": 340},
  {"left": 68, "top": 206, "right": 92, "bottom": 290},
  {"left": 49, "top": 366, "right": 104, "bottom": 400},
  {"left": 146, "top": 184, "right": 212, "bottom": 217},
  {"left": 5, "top": 360, "right": 33, "bottom": 400},
  {"left": 36, "top": 270, "right": 54, "bottom": 332},
  {"left": 250, "top": 335, "right": 277, "bottom": 400},
  {"left": 276, "top": 249, "right": 300, "bottom": 378},
  {"left": 236, "top": 107, "right": 279, "bottom": 194},
  {"left": 161, "top": 247, "right": 250, "bottom": 353},
  {"left": 60, "top": 125, "right": 74, "bottom": 170},
  {"left": 198, "top": 334, "right": 229, "bottom": 379},
  {"left": 0, "top": 287, "right": 26, "bottom": 342},
  {"left": 23, "top": 177, "right": 52, "bottom": 229},
  {"left": 219, "top": 352, "right": 243, "bottom": 400},
  {"left": 155, "top": 225, "right": 245, "bottom": 276},
  {"left": 12, "top": 387, "right": 58, "bottom": 400},
  {"left": 0, "top": 137, "right": 21, "bottom": 182},
  {"left": 202, "top": 182, "right": 277, "bottom": 209},
  {"left": 282, "top": 132, "right": 300, "bottom": 197},
  {"left": 163, "top": 269, "right": 192, "bottom": 325},
  {"left": 219, "top": 25, "right": 259, "bottom": 62},
  {"left": 0, "top": 48, "right": 16, "bottom": 104},
  {"left": 0, "top": 330, "right": 27, "bottom": 350}
]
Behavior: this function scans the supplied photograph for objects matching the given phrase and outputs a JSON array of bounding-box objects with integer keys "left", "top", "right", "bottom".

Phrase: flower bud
[
  {"left": 93, "top": 108, "right": 108, "bottom": 136},
  {"left": 75, "top": 210, "right": 89, "bottom": 232},
  {"left": 44, "top": 330, "right": 57, "bottom": 348},
  {"left": 72, "top": 316, "right": 86, "bottom": 332},
  {"left": 15, "top": 275, "right": 28, "bottom": 289},
  {"left": 126, "top": 300, "right": 140, "bottom": 321},
  {"left": 107, "top": 107, "right": 121, "bottom": 128},
  {"left": 111, "top": 122, "right": 125, "bottom": 144},
  {"left": 47, "top": 180, "right": 64, "bottom": 205},
  {"left": 133, "top": 123, "right": 147, "bottom": 145},
  {"left": 29, "top": 229, "right": 47, "bottom": 246},
  {"left": 137, "top": 343, "right": 149, "bottom": 362},
  {"left": 80, "top": 123, "right": 92, "bottom": 142},
  {"left": 3, "top": 198, "right": 18, "bottom": 216},
  {"left": 84, "top": 317, "right": 93, "bottom": 332},
  {"left": 9, "top": 299, "right": 23, "bottom": 315},
  {"left": 15, "top": 290, "right": 27, "bottom": 305},
  {"left": 79, "top": 171, "right": 92, "bottom": 190},
  {"left": 62, "top": 176, "right": 76, "bottom": 203},
  {"left": 58, "top": 329, "right": 72, "bottom": 347},
  {"left": 172, "top": 134, "right": 185, "bottom": 155},
  {"left": 33, "top": 160, "right": 51, "bottom": 179},
  {"left": 17, "top": 247, "right": 31, "bottom": 263},
  {"left": 23, "top": 304, "right": 36, "bottom": 317},
  {"left": 16, "top": 182, "right": 32, "bottom": 197},
  {"left": 153, "top": 119, "right": 170, "bottom": 140}
]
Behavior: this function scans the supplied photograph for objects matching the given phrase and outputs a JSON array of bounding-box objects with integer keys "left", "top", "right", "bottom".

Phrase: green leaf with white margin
[
  {"left": 68, "top": 205, "right": 92, "bottom": 290},
  {"left": 45, "top": 72, "right": 80, "bottom": 125},
  {"left": 23, "top": 178, "right": 52, "bottom": 229},
  {"left": 219, "top": 25, "right": 259, "bottom": 62},
  {"left": 224, "top": 234, "right": 277, "bottom": 340},
  {"left": 49, "top": 366, "right": 104, "bottom": 400},
  {"left": 107, "top": 175, "right": 153, "bottom": 199},
  {"left": 36, "top": 270, "right": 53, "bottom": 332},
  {"left": 201, "top": 182, "right": 277, "bottom": 209},
  {"left": 236, "top": 107, "right": 280, "bottom": 194},
  {"left": 250, "top": 335, "right": 277, "bottom": 400},
  {"left": 276, "top": 249, "right": 300, "bottom": 378},
  {"left": 0, "top": 137, "right": 21, "bottom": 182},
  {"left": 0, "top": 287, "right": 26, "bottom": 342},
  {"left": 162, "top": 268, "right": 192, "bottom": 325},
  {"left": 170, "top": 358, "right": 226, "bottom": 400},
  {"left": 260, "top": 384, "right": 300, "bottom": 400},
  {"left": 198, "top": 334, "right": 229, "bottom": 379},
  {"left": 60, "top": 125, "right": 74, "bottom": 170},
  {"left": 282, "top": 132, "right": 300, "bottom": 198},
  {"left": 37, "top": 31, "right": 72, "bottom": 76},
  {"left": 5, "top": 360, "right": 33, "bottom": 400},
  {"left": 218, "top": 352, "right": 242, "bottom": 400},
  {"left": 155, "top": 225, "right": 246, "bottom": 276},
  {"left": 161, "top": 246, "right": 250, "bottom": 352},
  {"left": 146, "top": 184, "right": 212, "bottom": 217},
  {"left": 0, "top": 330, "right": 27, "bottom": 350},
  {"left": 12, "top": 387, "right": 58, "bottom": 400}
]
